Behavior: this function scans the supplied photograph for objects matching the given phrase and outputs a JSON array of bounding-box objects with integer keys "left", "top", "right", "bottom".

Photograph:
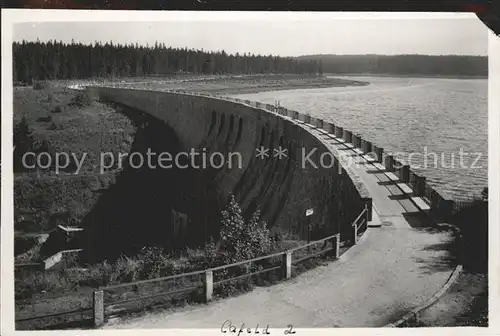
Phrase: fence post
[
  {"left": 333, "top": 234, "right": 340, "bottom": 259},
  {"left": 93, "top": 290, "right": 104, "bottom": 328},
  {"left": 204, "top": 270, "right": 213, "bottom": 303},
  {"left": 362, "top": 140, "right": 372, "bottom": 154},
  {"left": 335, "top": 126, "right": 343, "bottom": 138},
  {"left": 384, "top": 154, "right": 394, "bottom": 172},
  {"left": 328, "top": 122, "right": 336, "bottom": 134},
  {"left": 438, "top": 199, "right": 455, "bottom": 220},
  {"left": 342, "top": 129, "right": 349, "bottom": 141},
  {"left": 282, "top": 252, "right": 292, "bottom": 279},
  {"left": 346, "top": 130, "right": 353, "bottom": 143},
  {"left": 374, "top": 146, "right": 384, "bottom": 163},
  {"left": 414, "top": 176, "right": 426, "bottom": 197},
  {"left": 353, "top": 223, "right": 358, "bottom": 245}
]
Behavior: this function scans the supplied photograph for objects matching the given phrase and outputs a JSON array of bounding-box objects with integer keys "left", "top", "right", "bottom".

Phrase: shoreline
[{"left": 196, "top": 80, "right": 369, "bottom": 95}]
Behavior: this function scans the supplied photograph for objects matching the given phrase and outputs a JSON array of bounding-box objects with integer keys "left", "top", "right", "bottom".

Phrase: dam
[{"left": 77, "top": 85, "right": 457, "bottom": 328}]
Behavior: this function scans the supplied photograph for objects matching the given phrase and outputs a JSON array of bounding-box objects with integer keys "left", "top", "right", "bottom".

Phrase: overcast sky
[{"left": 12, "top": 14, "right": 488, "bottom": 56}]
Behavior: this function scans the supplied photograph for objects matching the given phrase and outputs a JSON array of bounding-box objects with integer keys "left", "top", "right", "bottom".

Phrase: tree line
[
  {"left": 12, "top": 40, "right": 322, "bottom": 83},
  {"left": 298, "top": 54, "right": 488, "bottom": 77}
]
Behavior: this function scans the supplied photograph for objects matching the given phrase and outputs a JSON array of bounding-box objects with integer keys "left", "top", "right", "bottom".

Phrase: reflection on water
[{"left": 231, "top": 76, "right": 488, "bottom": 201}]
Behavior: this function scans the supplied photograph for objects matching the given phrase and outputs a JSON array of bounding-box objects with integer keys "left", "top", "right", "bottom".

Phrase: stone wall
[{"left": 89, "top": 87, "right": 369, "bottom": 240}]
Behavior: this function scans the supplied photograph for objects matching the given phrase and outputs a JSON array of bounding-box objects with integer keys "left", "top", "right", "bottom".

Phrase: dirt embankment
[{"left": 58, "top": 74, "right": 370, "bottom": 95}]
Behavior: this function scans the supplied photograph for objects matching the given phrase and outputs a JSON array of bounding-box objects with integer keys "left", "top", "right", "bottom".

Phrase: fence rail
[
  {"left": 15, "top": 307, "right": 92, "bottom": 323},
  {"left": 352, "top": 207, "right": 369, "bottom": 244}
]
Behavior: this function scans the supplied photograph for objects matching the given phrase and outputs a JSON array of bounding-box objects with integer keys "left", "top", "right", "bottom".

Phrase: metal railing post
[
  {"left": 282, "top": 252, "right": 292, "bottom": 279},
  {"left": 363, "top": 198, "right": 373, "bottom": 222},
  {"left": 93, "top": 290, "right": 104, "bottom": 328}
]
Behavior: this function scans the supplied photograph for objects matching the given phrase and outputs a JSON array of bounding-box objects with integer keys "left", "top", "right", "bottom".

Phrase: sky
[{"left": 12, "top": 13, "right": 489, "bottom": 57}]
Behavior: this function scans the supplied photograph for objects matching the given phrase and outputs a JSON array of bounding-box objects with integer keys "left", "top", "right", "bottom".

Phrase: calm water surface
[{"left": 231, "top": 76, "right": 488, "bottom": 201}]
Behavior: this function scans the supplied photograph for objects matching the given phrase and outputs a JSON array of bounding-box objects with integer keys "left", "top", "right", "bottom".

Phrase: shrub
[
  {"left": 33, "top": 81, "right": 45, "bottom": 90},
  {"left": 47, "top": 122, "right": 63, "bottom": 130},
  {"left": 14, "top": 117, "right": 38, "bottom": 172},
  {"left": 219, "top": 195, "right": 273, "bottom": 264},
  {"left": 36, "top": 115, "right": 52, "bottom": 122},
  {"left": 140, "top": 246, "right": 170, "bottom": 279},
  {"left": 203, "top": 237, "right": 219, "bottom": 268},
  {"left": 69, "top": 92, "right": 93, "bottom": 107},
  {"left": 112, "top": 256, "right": 143, "bottom": 283}
]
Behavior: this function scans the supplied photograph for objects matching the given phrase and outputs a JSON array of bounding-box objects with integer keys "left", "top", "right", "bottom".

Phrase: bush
[
  {"left": 33, "top": 81, "right": 47, "bottom": 90},
  {"left": 47, "top": 122, "right": 63, "bottom": 130},
  {"left": 219, "top": 195, "right": 273, "bottom": 264},
  {"left": 452, "top": 195, "right": 488, "bottom": 273}
]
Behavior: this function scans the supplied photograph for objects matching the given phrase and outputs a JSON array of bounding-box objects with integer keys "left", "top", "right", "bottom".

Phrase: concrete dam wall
[{"left": 88, "top": 86, "right": 370, "bottom": 251}]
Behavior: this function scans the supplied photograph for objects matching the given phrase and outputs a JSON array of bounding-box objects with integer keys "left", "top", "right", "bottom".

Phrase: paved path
[{"left": 104, "top": 119, "right": 455, "bottom": 329}]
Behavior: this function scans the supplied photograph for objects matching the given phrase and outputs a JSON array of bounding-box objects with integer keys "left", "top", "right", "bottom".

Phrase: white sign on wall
[{"left": 306, "top": 208, "right": 314, "bottom": 217}]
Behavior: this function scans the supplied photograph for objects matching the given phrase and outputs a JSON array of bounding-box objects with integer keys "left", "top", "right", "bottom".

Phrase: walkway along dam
[{"left": 82, "top": 85, "right": 457, "bottom": 328}]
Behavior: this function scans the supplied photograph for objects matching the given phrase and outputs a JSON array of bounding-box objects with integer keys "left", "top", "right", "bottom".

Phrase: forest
[
  {"left": 12, "top": 40, "right": 322, "bottom": 83},
  {"left": 298, "top": 54, "right": 488, "bottom": 77}
]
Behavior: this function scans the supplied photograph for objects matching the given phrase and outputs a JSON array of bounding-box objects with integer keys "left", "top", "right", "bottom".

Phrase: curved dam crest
[{"left": 89, "top": 86, "right": 371, "bottom": 246}]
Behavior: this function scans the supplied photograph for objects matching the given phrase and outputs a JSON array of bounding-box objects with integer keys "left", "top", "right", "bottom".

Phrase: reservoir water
[{"left": 231, "top": 76, "right": 488, "bottom": 202}]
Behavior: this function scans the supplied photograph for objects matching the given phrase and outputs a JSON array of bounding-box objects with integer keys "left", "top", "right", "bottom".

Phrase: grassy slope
[{"left": 401, "top": 273, "right": 488, "bottom": 327}]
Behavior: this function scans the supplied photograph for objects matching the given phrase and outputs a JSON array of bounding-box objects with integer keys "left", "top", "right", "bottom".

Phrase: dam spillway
[{"left": 84, "top": 86, "right": 371, "bottom": 256}]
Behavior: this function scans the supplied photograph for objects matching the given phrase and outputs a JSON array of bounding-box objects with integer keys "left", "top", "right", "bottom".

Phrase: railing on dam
[
  {"left": 221, "top": 94, "right": 465, "bottom": 219},
  {"left": 89, "top": 205, "right": 369, "bottom": 327}
]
